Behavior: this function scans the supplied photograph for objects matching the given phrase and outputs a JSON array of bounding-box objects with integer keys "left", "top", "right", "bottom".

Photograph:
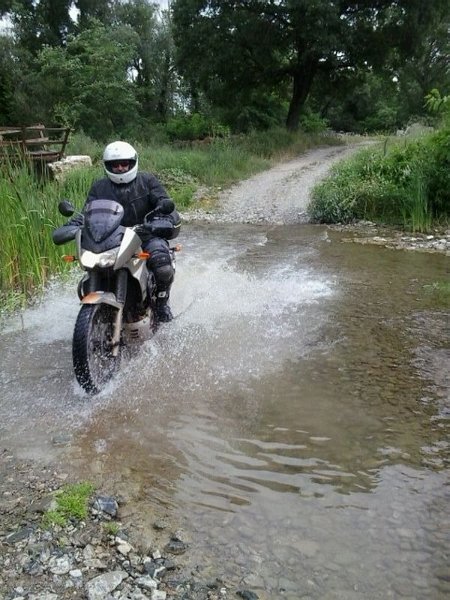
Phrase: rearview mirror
[{"left": 58, "top": 199, "right": 75, "bottom": 217}]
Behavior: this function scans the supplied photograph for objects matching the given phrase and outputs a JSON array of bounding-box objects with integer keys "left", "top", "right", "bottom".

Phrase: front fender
[{"left": 81, "top": 291, "right": 122, "bottom": 309}]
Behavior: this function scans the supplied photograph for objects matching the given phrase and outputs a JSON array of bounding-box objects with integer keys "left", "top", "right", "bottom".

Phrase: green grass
[
  {"left": 423, "top": 280, "right": 450, "bottom": 307},
  {"left": 0, "top": 160, "right": 97, "bottom": 312},
  {"left": 309, "top": 128, "right": 450, "bottom": 232},
  {"left": 42, "top": 482, "right": 95, "bottom": 528},
  {"left": 103, "top": 521, "right": 120, "bottom": 536}
]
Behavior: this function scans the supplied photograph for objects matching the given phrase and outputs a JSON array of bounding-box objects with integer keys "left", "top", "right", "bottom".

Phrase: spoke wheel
[{"left": 73, "top": 304, "right": 120, "bottom": 394}]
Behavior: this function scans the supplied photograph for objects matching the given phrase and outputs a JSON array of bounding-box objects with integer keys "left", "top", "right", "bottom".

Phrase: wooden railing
[{"left": 0, "top": 124, "right": 71, "bottom": 164}]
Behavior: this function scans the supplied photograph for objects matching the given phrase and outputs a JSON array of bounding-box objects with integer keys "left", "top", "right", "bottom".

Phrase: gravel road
[{"left": 183, "top": 143, "right": 365, "bottom": 224}]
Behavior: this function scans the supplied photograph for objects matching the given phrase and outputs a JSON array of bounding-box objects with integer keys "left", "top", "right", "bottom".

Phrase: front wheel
[{"left": 73, "top": 304, "right": 120, "bottom": 394}]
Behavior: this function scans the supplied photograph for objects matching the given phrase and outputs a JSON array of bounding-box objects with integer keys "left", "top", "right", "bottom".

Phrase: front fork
[
  {"left": 79, "top": 269, "right": 128, "bottom": 358},
  {"left": 111, "top": 307, "right": 124, "bottom": 357},
  {"left": 111, "top": 269, "right": 128, "bottom": 357}
]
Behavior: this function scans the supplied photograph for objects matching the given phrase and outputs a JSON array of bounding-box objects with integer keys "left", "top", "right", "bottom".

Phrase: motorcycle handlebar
[
  {"left": 52, "top": 225, "right": 79, "bottom": 245},
  {"left": 144, "top": 199, "right": 175, "bottom": 224}
]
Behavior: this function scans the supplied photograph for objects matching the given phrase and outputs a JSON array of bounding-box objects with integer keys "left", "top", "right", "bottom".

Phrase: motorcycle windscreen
[{"left": 84, "top": 199, "right": 124, "bottom": 243}]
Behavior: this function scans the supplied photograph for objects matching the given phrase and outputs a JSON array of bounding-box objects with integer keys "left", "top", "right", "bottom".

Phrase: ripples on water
[{"left": 0, "top": 222, "right": 448, "bottom": 598}]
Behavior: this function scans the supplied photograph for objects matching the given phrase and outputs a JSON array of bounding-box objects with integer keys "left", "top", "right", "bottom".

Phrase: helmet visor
[{"left": 105, "top": 159, "right": 136, "bottom": 172}]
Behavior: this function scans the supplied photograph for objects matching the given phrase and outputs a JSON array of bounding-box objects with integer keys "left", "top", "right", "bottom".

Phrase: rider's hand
[{"left": 134, "top": 224, "right": 150, "bottom": 238}]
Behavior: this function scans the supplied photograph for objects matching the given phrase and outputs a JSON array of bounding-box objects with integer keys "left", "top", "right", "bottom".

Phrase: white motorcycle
[{"left": 53, "top": 198, "right": 178, "bottom": 394}]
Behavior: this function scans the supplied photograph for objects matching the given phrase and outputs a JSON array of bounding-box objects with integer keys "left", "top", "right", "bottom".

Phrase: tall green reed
[
  {"left": 401, "top": 172, "right": 432, "bottom": 233},
  {"left": 0, "top": 160, "right": 96, "bottom": 308}
]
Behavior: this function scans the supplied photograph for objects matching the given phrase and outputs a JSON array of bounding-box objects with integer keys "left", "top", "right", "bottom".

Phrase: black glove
[{"left": 134, "top": 224, "right": 152, "bottom": 240}]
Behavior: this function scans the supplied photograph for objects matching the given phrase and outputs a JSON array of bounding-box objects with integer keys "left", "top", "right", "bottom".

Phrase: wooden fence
[{"left": 0, "top": 124, "right": 71, "bottom": 165}]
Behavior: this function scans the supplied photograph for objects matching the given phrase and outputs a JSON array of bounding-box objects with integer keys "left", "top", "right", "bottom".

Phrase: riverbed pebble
[{"left": 336, "top": 222, "right": 450, "bottom": 254}]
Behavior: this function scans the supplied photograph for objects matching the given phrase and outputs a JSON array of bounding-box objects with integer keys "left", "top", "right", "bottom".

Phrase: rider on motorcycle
[{"left": 65, "top": 141, "right": 181, "bottom": 322}]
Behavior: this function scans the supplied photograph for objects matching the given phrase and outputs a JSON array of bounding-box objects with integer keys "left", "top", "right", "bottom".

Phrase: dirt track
[{"left": 183, "top": 143, "right": 366, "bottom": 224}]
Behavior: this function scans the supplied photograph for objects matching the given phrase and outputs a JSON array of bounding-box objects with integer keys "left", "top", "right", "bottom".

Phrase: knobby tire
[{"left": 72, "top": 304, "right": 120, "bottom": 394}]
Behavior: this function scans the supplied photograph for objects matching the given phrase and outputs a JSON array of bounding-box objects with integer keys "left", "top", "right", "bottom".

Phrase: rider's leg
[{"left": 144, "top": 238, "right": 175, "bottom": 322}]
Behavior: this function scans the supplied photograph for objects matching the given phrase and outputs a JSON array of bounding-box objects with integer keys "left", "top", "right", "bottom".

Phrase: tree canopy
[
  {"left": 0, "top": 0, "right": 448, "bottom": 137},
  {"left": 172, "top": 0, "right": 450, "bottom": 131}
]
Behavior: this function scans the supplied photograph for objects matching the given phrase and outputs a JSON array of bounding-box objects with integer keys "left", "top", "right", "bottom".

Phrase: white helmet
[{"left": 103, "top": 141, "right": 138, "bottom": 184}]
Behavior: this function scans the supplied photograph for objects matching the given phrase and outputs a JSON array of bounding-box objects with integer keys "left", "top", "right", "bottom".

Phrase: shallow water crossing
[{"left": 1, "top": 221, "right": 449, "bottom": 599}]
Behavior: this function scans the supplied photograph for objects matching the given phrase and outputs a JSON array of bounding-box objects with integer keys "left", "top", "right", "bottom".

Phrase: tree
[
  {"left": 0, "top": 35, "right": 16, "bottom": 124},
  {"left": 113, "top": 0, "right": 177, "bottom": 121},
  {"left": 394, "top": 23, "right": 450, "bottom": 122},
  {"left": 75, "top": 0, "right": 114, "bottom": 30},
  {"left": 29, "top": 21, "right": 140, "bottom": 138},
  {"left": 0, "top": 1, "right": 114, "bottom": 53},
  {"left": 4, "top": 0, "right": 73, "bottom": 54},
  {"left": 172, "top": 0, "right": 450, "bottom": 131},
  {"left": 0, "top": 1, "right": 179, "bottom": 130}
]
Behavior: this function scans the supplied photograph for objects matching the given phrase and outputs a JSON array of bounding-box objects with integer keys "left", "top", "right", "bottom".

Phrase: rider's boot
[{"left": 156, "top": 289, "right": 173, "bottom": 322}]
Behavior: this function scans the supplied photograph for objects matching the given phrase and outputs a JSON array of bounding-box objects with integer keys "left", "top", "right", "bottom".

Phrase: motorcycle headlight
[
  {"left": 80, "top": 248, "right": 119, "bottom": 269},
  {"left": 97, "top": 248, "right": 119, "bottom": 268}
]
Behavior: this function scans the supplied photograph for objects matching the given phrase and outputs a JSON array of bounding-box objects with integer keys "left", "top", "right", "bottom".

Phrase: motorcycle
[{"left": 53, "top": 197, "right": 179, "bottom": 394}]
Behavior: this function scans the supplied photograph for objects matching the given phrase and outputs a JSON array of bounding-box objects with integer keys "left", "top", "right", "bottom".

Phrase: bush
[
  {"left": 309, "top": 126, "right": 450, "bottom": 231},
  {"left": 165, "top": 113, "right": 230, "bottom": 141},
  {"left": 299, "top": 111, "right": 329, "bottom": 133},
  {"left": 66, "top": 130, "right": 103, "bottom": 162},
  {"left": 423, "top": 126, "right": 450, "bottom": 215}
]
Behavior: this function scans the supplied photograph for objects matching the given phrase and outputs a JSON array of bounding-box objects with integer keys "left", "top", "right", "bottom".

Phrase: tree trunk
[
  {"left": 157, "top": 54, "right": 172, "bottom": 120},
  {"left": 286, "top": 59, "right": 318, "bottom": 131}
]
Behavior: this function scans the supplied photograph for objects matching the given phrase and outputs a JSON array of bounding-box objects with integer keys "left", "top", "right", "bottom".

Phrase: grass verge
[
  {"left": 42, "top": 482, "right": 95, "bottom": 528},
  {"left": 309, "top": 128, "right": 449, "bottom": 232}
]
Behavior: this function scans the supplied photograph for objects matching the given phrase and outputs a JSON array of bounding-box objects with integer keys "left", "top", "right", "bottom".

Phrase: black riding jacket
[
  {"left": 68, "top": 172, "right": 180, "bottom": 240},
  {"left": 87, "top": 172, "right": 170, "bottom": 226}
]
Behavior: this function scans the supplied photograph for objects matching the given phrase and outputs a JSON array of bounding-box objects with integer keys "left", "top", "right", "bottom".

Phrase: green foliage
[
  {"left": 425, "top": 89, "right": 450, "bottom": 116},
  {"left": 299, "top": 111, "right": 329, "bottom": 134},
  {"left": 0, "top": 36, "right": 16, "bottom": 124},
  {"left": 309, "top": 126, "right": 450, "bottom": 231},
  {"left": 319, "top": 69, "right": 403, "bottom": 133},
  {"left": 139, "top": 137, "right": 270, "bottom": 189},
  {"left": 34, "top": 21, "right": 140, "bottom": 139},
  {"left": 235, "top": 127, "right": 338, "bottom": 159},
  {"left": 427, "top": 90, "right": 450, "bottom": 112},
  {"left": 156, "top": 167, "right": 199, "bottom": 207},
  {"left": 114, "top": 1, "right": 176, "bottom": 121},
  {"left": 7, "top": 0, "right": 74, "bottom": 54},
  {"left": 65, "top": 131, "right": 104, "bottom": 160},
  {"left": 165, "top": 113, "right": 230, "bottom": 141},
  {"left": 324, "top": 15, "right": 450, "bottom": 134},
  {"left": 423, "top": 280, "right": 450, "bottom": 307},
  {"left": 424, "top": 125, "right": 450, "bottom": 214},
  {"left": 103, "top": 521, "right": 120, "bottom": 536},
  {"left": 1, "top": 0, "right": 449, "bottom": 136},
  {"left": 43, "top": 482, "right": 95, "bottom": 528},
  {"left": 172, "top": 0, "right": 450, "bottom": 132},
  {"left": 0, "top": 160, "right": 95, "bottom": 307}
]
